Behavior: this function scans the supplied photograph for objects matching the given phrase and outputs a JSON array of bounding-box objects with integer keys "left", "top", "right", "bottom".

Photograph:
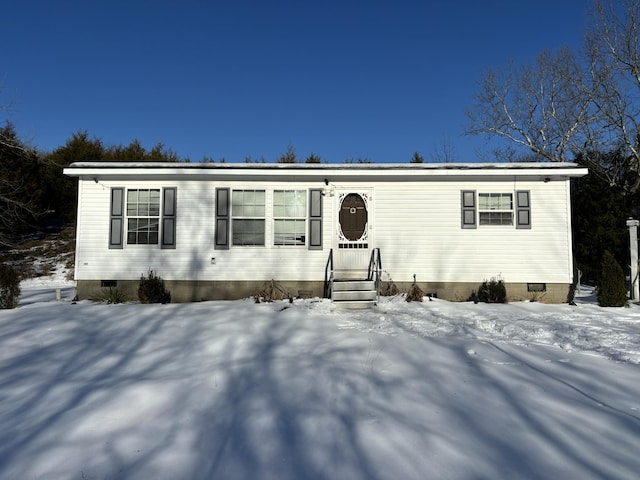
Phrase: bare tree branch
[{"left": 467, "top": 0, "right": 640, "bottom": 193}]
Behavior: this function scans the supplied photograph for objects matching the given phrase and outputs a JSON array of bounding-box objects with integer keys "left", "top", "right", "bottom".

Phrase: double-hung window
[
  {"left": 109, "top": 187, "right": 177, "bottom": 249},
  {"left": 274, "top": 190, "right": 306, "bottom": 246},
  {"left": 478, "top": 193, "right": 513, "bottom": 226},
  {"left": 127, "top": 189, "right": 161, "bottom": 244},
  {"left": 232, "top": 190, "right": 265, "bottom": 246}
]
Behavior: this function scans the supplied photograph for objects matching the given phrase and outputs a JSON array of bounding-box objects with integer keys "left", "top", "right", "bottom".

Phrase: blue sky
[{"left": 2, "top": 0, "right": 591, "bottom": 163}]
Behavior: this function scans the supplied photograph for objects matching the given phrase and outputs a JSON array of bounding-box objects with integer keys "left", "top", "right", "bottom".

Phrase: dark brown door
[{"left": 339, "top": 193, "right": 367, "bottom": 241}]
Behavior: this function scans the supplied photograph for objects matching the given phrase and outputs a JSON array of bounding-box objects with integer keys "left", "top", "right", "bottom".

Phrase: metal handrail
[
  {"left": 323, "top": 248, "right": 334, "bottom": 299},
  {"left": 367, "top": 248, "right": 382, "bottom": 303}
]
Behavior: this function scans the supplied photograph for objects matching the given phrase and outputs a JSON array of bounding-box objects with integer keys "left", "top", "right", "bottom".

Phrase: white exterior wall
[
  {"left": 372, "top": 179, "right": 573, "bottom": 284},
  {"left": 74, "top": 178, "right": 333, "bottom": 283},
  {"left": 71, "top": 165, "right": 581, "bottom": 287}
]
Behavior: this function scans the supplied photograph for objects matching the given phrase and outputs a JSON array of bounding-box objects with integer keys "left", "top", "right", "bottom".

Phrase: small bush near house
[
  {"left": 566, "top": 282, "right": 577, "bottom": 305},
  {"left": 254, "top": 279, "right": 291, "bottom": 303},
  {"left": 382, "top": 278, "right": 399, "bottom": 296},
  {"left": 138, "top": 270, "right": 171, "bottom": 304},
  {"left": 406, "top": 282, "right": 425, "bottom": 302},
  {"left": 597, "top": 250, "right": 628, "bottom": 307},
  {"left": 477, "top": 277, "right": 507, "bottom": 303},
  {"left": 0, "top": 264, "right": 21, "bottom": 309},
  {"left": 93, "top": 287, "right": 130, "bottom": 304}
]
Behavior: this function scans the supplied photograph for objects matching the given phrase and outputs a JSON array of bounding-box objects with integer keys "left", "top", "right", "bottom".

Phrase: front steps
[{"left": 332, "top": 279, "right": 377, "bottom": 309}]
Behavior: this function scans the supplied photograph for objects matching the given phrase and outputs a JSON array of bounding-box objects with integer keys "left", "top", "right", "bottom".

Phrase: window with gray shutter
[
  {"left": 461, "top": 190, "right": 477, "bottom": 229},
  {"left": 516, "top": 190, "right": 531, "bottom": 229},
  {"left": 161, "top": 187, "right": 177, "bottom": 248},
  {"left": 215, "top": 188, "right": 230, "bottom": 249},
  {"left": 109, "top": 187, "right": 124, "bottom": 249},
  {"left": 309, "top": 189, "right": 323, "bottom": 249},
  {"left": 274, "top": 190, "right": 306, "bottom": 245}
]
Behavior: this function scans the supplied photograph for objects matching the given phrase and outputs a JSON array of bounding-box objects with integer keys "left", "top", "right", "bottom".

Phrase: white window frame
[
  {"left": 273, "top": 190, "right": 307, "bottom": 246},
  {"left": 126, "top": 189, "right": 161, "bottom": 244},
  {"left": 478, "top": 193, "right": 514, "bottom": 226},
  {"left": 232, "top": 189, "right": 266, "bottom": 246}
]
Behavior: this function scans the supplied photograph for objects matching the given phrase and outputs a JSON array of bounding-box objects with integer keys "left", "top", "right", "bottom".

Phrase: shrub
[
  {"left": 597, "top": 250, "right": 628, "bottom": 307},
  {"left": 138, "top": 270, "right": 171, "bottom": 304},
  {"left": 93, "top": 287, "right": 130, "bottom": 304},
  {"left": 566, "top": 282, "right": 577, "bottom": 305},
  {"left": 0, "top": 264, "right": 21, "bottom": 309},
  {"left": 254, "top": 279, "right": 291, "bottom": 303},
  {"left": 405, "top": 282, "right": 424, "bottom": 302},
  {"left": 382, "top": 278, "right": 399, "bottom": 296},
  {"left": 477, "top": 277, "right": 507, "bottom": 303}
]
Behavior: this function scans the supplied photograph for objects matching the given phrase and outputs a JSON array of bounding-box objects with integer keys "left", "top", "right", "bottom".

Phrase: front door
[{"left": 334, "top": 190, "right": 372, "bottom": 277}]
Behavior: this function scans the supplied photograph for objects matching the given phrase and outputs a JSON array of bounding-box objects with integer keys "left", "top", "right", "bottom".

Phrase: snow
[{"left": 1, "top": 272, "right": 640, "bottom": 479}]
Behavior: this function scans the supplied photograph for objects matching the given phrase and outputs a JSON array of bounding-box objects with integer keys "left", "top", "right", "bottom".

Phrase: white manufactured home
[{"left": 64, "top": 162, "right": 588, "bottom": 305}]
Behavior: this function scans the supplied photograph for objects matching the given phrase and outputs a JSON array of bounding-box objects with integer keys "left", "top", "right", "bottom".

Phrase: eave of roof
[{"left": 63, "top": 161, "right": 589, "bottom": 179}]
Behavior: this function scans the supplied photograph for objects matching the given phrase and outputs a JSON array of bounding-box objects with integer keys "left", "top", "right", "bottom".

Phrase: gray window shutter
[
  {"left": 109, "top": 187, "right": 124, "bottom": 249},
  {"left": 309, "top": 189, "right": 323, "bottom": 250},
  {"left": 161, "top": 187, "right": 177, "bottom": 249},
  {"left": 516, "top": 190, "right": 531, "bottom": 229},
  {"left": 215, "top": 188, "right": 230, "bottom": 249},
  {"left": 461, "top": 190, "right": 477, "bottom": 229}
]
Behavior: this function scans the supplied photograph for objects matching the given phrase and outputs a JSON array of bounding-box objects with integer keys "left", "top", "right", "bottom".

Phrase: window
[
  {"left": 232, "top": 190, "right": 265, "bottom": 246},
  {"left": 274, "top": 190, "right": 306, "bottom": 245},
  {"left": 109, "top": 187, "right": 177, "bottom": 248},
  {"left": 527, "top": 283, "right": 546, "bottom": 292},
  {"left": 479, "top": 193, "right": 513, "bottom": 226},
  {"left": 127, "top": 189, "right": 160, "bottom": 244}
]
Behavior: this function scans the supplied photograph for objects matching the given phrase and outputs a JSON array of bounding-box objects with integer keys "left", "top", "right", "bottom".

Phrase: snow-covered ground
[{"left": 1, "top": 273, "right": 640, "bottom": 479}]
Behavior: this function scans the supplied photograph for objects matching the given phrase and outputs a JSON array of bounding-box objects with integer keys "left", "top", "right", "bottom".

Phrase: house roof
[{"left": 63, "top": 161, "right": 588, "bottom": 181}]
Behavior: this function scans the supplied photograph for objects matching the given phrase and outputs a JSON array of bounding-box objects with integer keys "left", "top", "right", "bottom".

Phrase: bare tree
[
  {"left": 584, "top": 0, "right": 640, "bottom": 191},
  {"left": 429, "top": 136, "right": 458, "bottom": 163},
  {"left": 466, "top": 0, "right": 640, "bottom": 192},
  {"left": 467, "top": 48, "right": 590, "bottom": 164}
]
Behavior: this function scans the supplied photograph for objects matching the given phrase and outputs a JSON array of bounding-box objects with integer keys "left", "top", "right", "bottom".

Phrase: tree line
[
  {"left": 0, "top": 126, "right": 183, "bottom": 247},
  {"left": 0, "top": 125, "right": 430, "bottom": 248}
]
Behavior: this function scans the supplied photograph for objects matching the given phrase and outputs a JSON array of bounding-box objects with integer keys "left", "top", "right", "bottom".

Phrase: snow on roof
[
  {"left": 64, "top": 161, "right": 588, "bottom": 179},
  {"left": 65, "top": 161, "right": 584, "bottom": 170}
]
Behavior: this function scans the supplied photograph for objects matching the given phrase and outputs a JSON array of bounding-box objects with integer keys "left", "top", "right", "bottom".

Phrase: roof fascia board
[{"left": 63, "top": 162, "right": 589, "bottom": 179}]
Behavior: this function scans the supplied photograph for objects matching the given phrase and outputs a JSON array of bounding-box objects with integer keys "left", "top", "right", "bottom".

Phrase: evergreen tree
[
  {"left": 597, "top": 250, "right": 628, "bottom": 307},
  {"left": 410, "top": 151, "right": 424, "bottom": 163},
  {"left": 0, "top": 123, "right": 42, "bottom": 244},
  {"left": 44, "top": 130, "right": 107, "bottom": 224},
  {"left": 277, "top": 143, "right": 297, "bottom": 163},
  {"left": 305, "top": 153, "right": 321, "bottom": 164},
  {"left": 572, "top": 150, "right": 639, "bottom": 285}
]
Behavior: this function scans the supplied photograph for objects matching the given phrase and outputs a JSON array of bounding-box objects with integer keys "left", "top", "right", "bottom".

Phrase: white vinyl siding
[
  {"left": 69, "top": 168, "right": 578, "bottom": 287},
  {"left": 374, "top": 180, "right": 572, "bottom": 284}
]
